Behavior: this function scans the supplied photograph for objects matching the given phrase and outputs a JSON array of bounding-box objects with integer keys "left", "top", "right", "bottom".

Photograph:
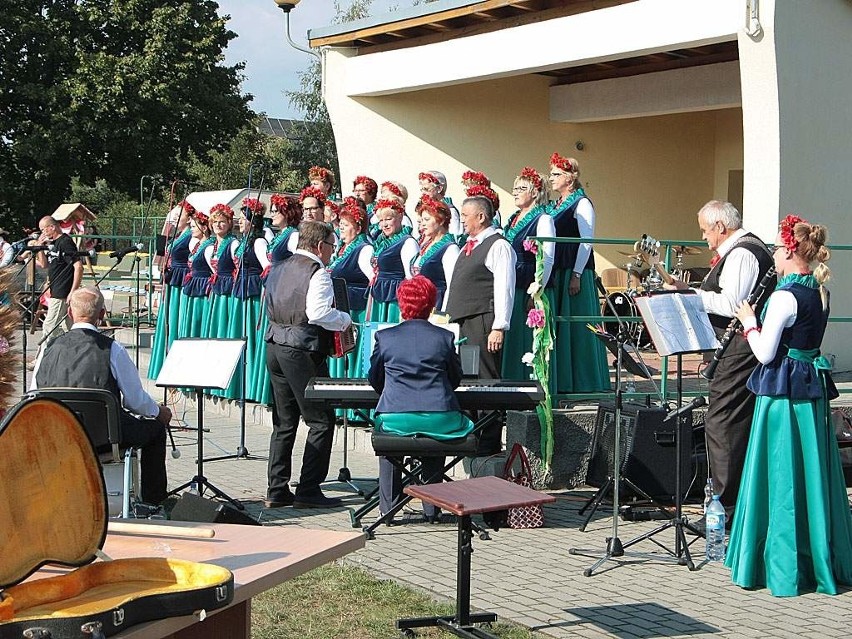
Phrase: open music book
[{"left": 633, "top": 293, "right": 719, "bottom": 356}]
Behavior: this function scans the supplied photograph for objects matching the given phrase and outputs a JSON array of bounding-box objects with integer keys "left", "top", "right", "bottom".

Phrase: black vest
[
  {"left": 700, "top": 232, "right": 775, "bottom": 331},
  {"left": 264, "top": 254, "right": 334, "bottom": 354},
  {"left": 445, "top": 233, "right": 505, "bottom": 321},
  {"left": 36, "top": 328, "right": 120, "bottom": 398}
]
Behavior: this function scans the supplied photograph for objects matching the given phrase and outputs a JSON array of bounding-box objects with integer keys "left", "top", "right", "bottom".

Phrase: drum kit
[{"left": 602, "top": 242, "right": 704, "bottom": 348}]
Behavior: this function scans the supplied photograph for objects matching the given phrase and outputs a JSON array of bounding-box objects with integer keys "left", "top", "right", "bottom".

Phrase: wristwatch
[{"left": 572, "top": 272, "right": 582, "bottom": 279}]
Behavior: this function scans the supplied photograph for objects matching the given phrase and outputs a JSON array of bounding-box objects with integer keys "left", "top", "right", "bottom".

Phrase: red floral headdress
[
  {"left": 177, "top": 199, "right": 197, "bottom": 217},
  {"left": 353, "top": 175, "right": 378, "bottom": 197},
  {"left": 192, "top": 210, "right": 209, "bottom": 225},
  {"left": 299, "top": 186, "right": 327, "bottom": 206},
  {"left": 550, "top": 152, "right": 575, "bottom": 173},
  {"left": 461, "top": 170, "right": 490, "bottom": 188},
  {"left": 418, "top": 171, "right": 440, "bottom": 185},
  {"left": 308, "top": 165, "right": 334, "bottom": 184},
  {"left": 518, "top": 166, "right": 543, "bottom": 191},
  {"left": 209, "top": 203, "right": 234, "bottom": 220},
  {"left": 374, "top": 198, "right": 405, "bottom": 216},
  {"left": 416, "top": 194, "right": 450, "bottom": 226},
  {"left": 779, "top": 214, "right": 806, "bottom": 252},
  {"left": 269, "top": 193, "right": 289, "bottom": 209},
  {"left": 241, "top": 197, "right": 265, "bottom": 216},
  {"left": 325, "top": 199, "right": 340, "bottom": 216},
  {"left": 339, "top": 197, "right": 366, "bottom": 230},
  {"left": 466, "top": 185, "right": 500, "bottom": 213},
  {"left": 381, "top": 181, "right": 403, "bottom": 199}
]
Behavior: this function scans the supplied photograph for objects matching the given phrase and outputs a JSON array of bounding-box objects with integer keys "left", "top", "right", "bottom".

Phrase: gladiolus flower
[
  {"left": 526, "top": 308, "right": 545, "bottom": 329},
  {"left": 521, "top": 352, "right": 535, "bottom": 366},
  {"left": 523, "top": 238, "right": 538, "bottom": 254},
  {"left": 527, "top": 281, "right": 541, "bottom": 296}
]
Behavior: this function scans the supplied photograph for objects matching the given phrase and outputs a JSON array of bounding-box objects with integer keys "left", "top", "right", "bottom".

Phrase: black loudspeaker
[
  {"left": 170, "top": 492, "right": 261, "bottom": 526},
  {"left": 586, "top": 402, "right": 693, "bottom": 503}
]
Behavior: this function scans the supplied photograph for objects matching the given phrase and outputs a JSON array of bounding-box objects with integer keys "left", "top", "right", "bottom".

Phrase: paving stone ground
[{"left": 19, "top": 327, "right": 852, "bottom": 638}]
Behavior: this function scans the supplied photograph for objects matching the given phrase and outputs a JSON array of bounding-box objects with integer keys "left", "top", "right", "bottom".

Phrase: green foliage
[{"left": 0, "top": 0, "right": 251, "bottom": 232}]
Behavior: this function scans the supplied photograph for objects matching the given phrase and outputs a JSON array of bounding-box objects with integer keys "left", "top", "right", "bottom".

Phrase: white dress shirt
[
  {"left": 698, "top": 229, "right": 761, "bottom": 318},
  {"left": 30, "top": 323, "right": 160, "bottom": 418},
  {"left": 573, "top": 198, "right": 595, "bottom": 275},
  {"left": 292, "top": 249, "right": 352, "bottom": 332},
  {"left": 454, "top": 227, "right": 517, "bottom": 331}
]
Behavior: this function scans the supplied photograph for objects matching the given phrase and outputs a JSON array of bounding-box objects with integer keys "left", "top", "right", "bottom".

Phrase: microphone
[
  {"left": 109, "top": 243, "right": 144, "bottom": 259},
  {"left": 61, "top": 248, "right": 97, "bottom": 259},
  {"left": 18, "top": 244, "right": 54, "bottom": 253},
  {"left": 15, "top": 232, "right": 40, "bottom": 243},
  {"left": 664, "top": 396, "right": 706, "bottom": 422}
]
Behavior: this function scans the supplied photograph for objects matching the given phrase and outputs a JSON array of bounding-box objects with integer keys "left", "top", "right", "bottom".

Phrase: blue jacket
[{"left": 368, "top": 319, "right": 462, "bottom": 413}]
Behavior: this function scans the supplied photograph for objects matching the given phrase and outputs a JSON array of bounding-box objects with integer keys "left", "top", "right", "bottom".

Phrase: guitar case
[{"left": 0, "top": 397, "right": 234, "bottom": 638}]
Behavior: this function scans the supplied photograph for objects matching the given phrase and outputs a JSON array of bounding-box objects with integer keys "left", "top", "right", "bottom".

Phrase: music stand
[
  {"left": 609, "top": 292, "right": 715, "bottom": 570},
  {"left": 156, "top": 338, "right": 246, "bottom": 510}
]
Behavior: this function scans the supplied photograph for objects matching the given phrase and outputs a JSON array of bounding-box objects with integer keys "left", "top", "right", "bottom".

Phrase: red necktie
[
  {"left": 463, "top": 238, "right": 478, "bottom": 256},
  {"left": 709, "top": 252, "right": 720, "bottom": 267}
]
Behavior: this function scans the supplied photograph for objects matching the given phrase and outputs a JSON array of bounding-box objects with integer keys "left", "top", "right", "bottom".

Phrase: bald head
[{"left": 68, "top": 287, "right": 105, "bottom": 324}]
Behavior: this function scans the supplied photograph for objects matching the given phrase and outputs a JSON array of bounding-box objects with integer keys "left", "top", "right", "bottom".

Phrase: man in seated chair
[
  {"left": 369, "top": 275, "right": 474, "bottom": 522},
  {"left": 31, "top": 286, "right": 171, "bottom": 505}
]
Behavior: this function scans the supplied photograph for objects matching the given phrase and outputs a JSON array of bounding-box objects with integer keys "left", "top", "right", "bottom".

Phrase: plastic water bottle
[
  {"left": 705, "top": 495, "right": 726, "bottom": 561},
  {"left": 703, "top": 477, "right": 714, "bottom": 515}
]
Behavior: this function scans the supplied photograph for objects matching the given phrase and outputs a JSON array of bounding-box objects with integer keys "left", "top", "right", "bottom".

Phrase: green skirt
[
  {"left": 226, "top": 295, "right": 266, "bottom": 404},
  {"left": 502, "top": 289, "right": 558, "bottom": 402},
  {"left": 147, "top": 284, "right": 184, "bottom": 381},
  {"left": 177, "top": 294, "right": 210, "bottom": 340},
  {"left": 725, "top": 395, "right": 852, "bottom": 596},
  {"left": 551, "top": 269, "right": 610, "bottom": 394},
  {"left": 206, "top": 293, "right": 240, "bottom": 400},
  {"left": 375, "top": 411, "right": 474, "bottom": 440},
  {"left": 329, "top": 308, "right": 367, "bottom": 421}
]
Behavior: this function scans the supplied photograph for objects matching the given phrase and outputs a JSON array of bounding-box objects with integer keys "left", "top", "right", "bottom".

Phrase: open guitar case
[{"left": 0, "top": 397, "right": 234, "bottom": 638}]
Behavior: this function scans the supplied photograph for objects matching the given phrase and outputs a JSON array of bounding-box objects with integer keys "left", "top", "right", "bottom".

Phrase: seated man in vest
[{"left": 31, "top": 286, "right": 171, "bottom": 505}]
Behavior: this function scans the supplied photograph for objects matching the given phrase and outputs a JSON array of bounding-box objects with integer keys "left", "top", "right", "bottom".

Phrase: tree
[
  {"left": 284, "top": 0, "right": 373, "bottom": 191},
  {"left": 0, "top": 1, "right": 252, "bottom": 232}
]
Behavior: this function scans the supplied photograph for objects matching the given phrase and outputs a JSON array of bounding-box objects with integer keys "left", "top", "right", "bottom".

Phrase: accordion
[{"left": 332, "top": 277, "right": 356, "bottom": 358}]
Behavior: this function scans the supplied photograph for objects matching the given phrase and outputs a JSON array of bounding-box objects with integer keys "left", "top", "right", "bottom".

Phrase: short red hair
[{"left": 397, "top": 275, "right": 437, "bottom": 320}]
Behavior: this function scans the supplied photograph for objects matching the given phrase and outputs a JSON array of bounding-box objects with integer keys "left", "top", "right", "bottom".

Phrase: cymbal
[{"left": 672, "top": 245, "right": 703, "bottom": 255}]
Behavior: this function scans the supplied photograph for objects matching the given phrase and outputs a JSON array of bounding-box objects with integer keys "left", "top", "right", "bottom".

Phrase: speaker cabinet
[
  {"left": 586, "top": 402, "right": 693, "bottom": 502},
  {"left": 170, "top": 492, "right": 261, "bottom": 526}
]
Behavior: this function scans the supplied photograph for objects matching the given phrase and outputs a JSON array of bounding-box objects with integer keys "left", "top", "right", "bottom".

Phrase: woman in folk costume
[
  {"left": 352, "top": 175, "right": 378, "bottom": 216},
  {"left": 300, "top": 186, "right": 327, "bottom": 223},
  {"left": 230, "top": 198, "right": 270, "bottom": 404},
  {"left": 308, "top": 165, "right": 336, "bottom": 198},
  {"left": 547, "top": 152, "right": 609, "bottom": 393},
  {"left": 328, "top": 199, "right": 374, "bottom": 419},
  {"left": 148, "top": 199, "right": 195, "bottom": 380},
  {"left": 502, "top": 168, "right": 556, "bottom": 382},
  {"left": 204, "top": 204, "right": 240, "bottom": 399},
  {"left": 368, "top": 181, "right": 412, "bottom": 240},
  {"left": 726, "top": 215, "right": 852, "bottom": 597},
  {"left": 367, "top": 198, "right": 419, "bottom": 323},
  {"left": 178, "top": 211, "right": 214, "bottom": 340},
  {"left": 418, "top": 170, "right": 461, "bottom": 237},
  {"left": 266, "top": 194, "right": 301, "bottom": 271},
  {"left": 324, "top": 199, "right": 341, "bottom": 234},
  {"left": 411, "top": 194, "right": 459, "bottom": 312}
]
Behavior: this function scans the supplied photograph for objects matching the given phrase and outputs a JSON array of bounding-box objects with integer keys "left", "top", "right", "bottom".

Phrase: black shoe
[
  {"left": 264, "top": 491, "right": 295, "bottom": 508},
  {"left": 292, "top": 493, "right": 343, "bottom": 509}
]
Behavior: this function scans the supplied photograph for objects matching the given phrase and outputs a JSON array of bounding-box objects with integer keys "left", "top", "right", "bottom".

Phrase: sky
[{"left": 216, "top": 0, "right": 401, "bottom": 119}]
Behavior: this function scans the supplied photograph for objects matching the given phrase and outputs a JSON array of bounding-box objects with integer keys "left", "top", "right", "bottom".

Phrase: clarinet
[{"left": 701, "top": 265, "right": 777, "bottom": 381}]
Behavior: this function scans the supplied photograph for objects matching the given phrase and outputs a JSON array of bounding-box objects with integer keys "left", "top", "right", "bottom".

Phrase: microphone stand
[{"left": 14, "top": 250, "right": 40, "bottom": 393}]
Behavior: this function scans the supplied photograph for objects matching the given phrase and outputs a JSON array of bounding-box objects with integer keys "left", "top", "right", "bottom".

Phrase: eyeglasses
[
  {"left": 321, "top": 240, "right": 335, "bottom": 248},
  {"left": 512, "top": 186, "right": 529, "bottom": 193},
  {"left": 549, "top": 172, "right": 566, "bottom": 178}
]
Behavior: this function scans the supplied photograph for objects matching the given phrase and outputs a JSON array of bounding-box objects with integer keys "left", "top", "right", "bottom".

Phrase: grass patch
[{"left": 252, "top": 562, "right": 542, "bottom": 638}]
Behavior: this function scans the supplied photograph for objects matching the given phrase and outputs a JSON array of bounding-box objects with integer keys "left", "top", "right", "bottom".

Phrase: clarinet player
[{"left": 664, "top": 200, "right": 775, "bottom": 525}]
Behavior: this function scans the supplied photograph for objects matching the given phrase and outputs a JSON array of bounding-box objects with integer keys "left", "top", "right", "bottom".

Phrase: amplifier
[{"left": 586, "top": 402, "right": 694, "bottom": 503}]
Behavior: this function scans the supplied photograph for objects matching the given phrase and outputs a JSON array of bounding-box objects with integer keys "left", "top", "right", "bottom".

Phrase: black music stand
[{"left": 156, "top": 338, "right": 246, "bottom": 510}]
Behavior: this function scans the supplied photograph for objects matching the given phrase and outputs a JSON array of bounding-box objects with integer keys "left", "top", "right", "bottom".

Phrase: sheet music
[
  {"left": 634, "top": 293, "right": 719, "bottom": 356},
  {"left": 156, "top": 338, "right": 245, "bottom": 389}
]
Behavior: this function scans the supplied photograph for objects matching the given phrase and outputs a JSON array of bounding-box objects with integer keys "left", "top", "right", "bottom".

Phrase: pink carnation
[
  {"left": 526, "top": 308, "right": 545, "bottom": 329},
  {"left": 523, "top": 238, "right": 538, "bottom": 254}
]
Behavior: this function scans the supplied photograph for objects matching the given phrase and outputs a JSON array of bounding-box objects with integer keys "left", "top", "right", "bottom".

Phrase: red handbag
[{"left": 502, "top": 443, "right": 545, "bottom": 529}]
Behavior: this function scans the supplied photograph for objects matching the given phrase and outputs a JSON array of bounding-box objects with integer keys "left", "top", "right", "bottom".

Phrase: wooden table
[
  {"left": 29, "top": 522, "right": 365, "bottom": 639},
  {"left": 402, "top": 476, "right": 556, "bottom": 639}
]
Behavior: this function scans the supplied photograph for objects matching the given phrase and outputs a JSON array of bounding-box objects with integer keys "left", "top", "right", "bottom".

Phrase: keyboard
[{"left": 305, "top": 378, "right": 544, "bottom": 411}]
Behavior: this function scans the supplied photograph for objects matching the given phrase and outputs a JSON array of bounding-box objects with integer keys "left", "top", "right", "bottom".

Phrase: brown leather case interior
[{"left": 0, "top": 398, "right": 233, "bottom": 637}]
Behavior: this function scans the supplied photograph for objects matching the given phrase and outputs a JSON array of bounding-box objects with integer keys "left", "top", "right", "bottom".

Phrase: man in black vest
[
  {"left": 264, "top": 220, "right": 352, "bottom": 509},
  {"left": 31, "top": 287, "right": 171, "bottom": 505},
  {"left": 445, "top": 196, "right": 516, "bottom": 380},
  {"left": 668, "top": 200, "right": 774, "bottom": 521}
]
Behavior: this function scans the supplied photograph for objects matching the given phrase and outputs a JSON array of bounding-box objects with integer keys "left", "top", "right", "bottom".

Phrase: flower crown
[
  {"left": 209, "top": 203, "right": 234, "bottom": 219},
  {"left": 340, "top": 197, "right": 366, "bottom": 229},
  {"left": 178, "top": 199, "right": 197, "bottom": 217},
  {"left": 192, "top": 210, "right": 209, "bottom": 225},
  {"left": 550, "top": 152, "right": 575, "bottom": 173},
  {"left": 461, "top": 170, "right": 490, "bottom": 187},
  {"left": 381, "top": 181, "right": 403, "bottom": 199},
  {"left": 417, "top": 194, "right": 450, "bottom": 225},
  {"left": 418, "top": 171, "right": 440, "bottom": 185},
  {"left": 325, "top": 199, "right": 340, "bottom": 216},
  {"left": 374, "top": 198, "right": 405, "bottom": 216},
  {"left": 299, "top": 186, "right": 327, "bottom": 206},
  {"left": 241, "top": 197, "right": 265, "bottom": 214},
  {"left": 518, "top": 167, "right": 543, "bottom": 191},
  {"left": 779, "top": 214, "right": 806, "bottom": 252},
  {"left": 308, "top": 165, "right": 333, "bottom": 183},
  {"left": 269, "top": 193, "right": 289, "bottom": 209},
  {"left": 353, "top": 175, "right": 378, "bottom": 196},
  {"left": 466, "top": 185, "right": 500, "bottom": 212}
]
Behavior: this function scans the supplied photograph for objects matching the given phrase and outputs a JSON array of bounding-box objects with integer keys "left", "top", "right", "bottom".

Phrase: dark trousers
[
  {"left": 118, "top": 411, "right": 167, "bottom": 505},
  {"left": 457, "top": 312, "right": 502, "bottom": 380},
  {"left": 705, "top": 336, "right": 758, "bottom": 517},
  {"left": 266, "top": 343, "right": 335, "bottom": 500},
  {"left": 379, "top": 455, "right": 445, "bottom": 518}
]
